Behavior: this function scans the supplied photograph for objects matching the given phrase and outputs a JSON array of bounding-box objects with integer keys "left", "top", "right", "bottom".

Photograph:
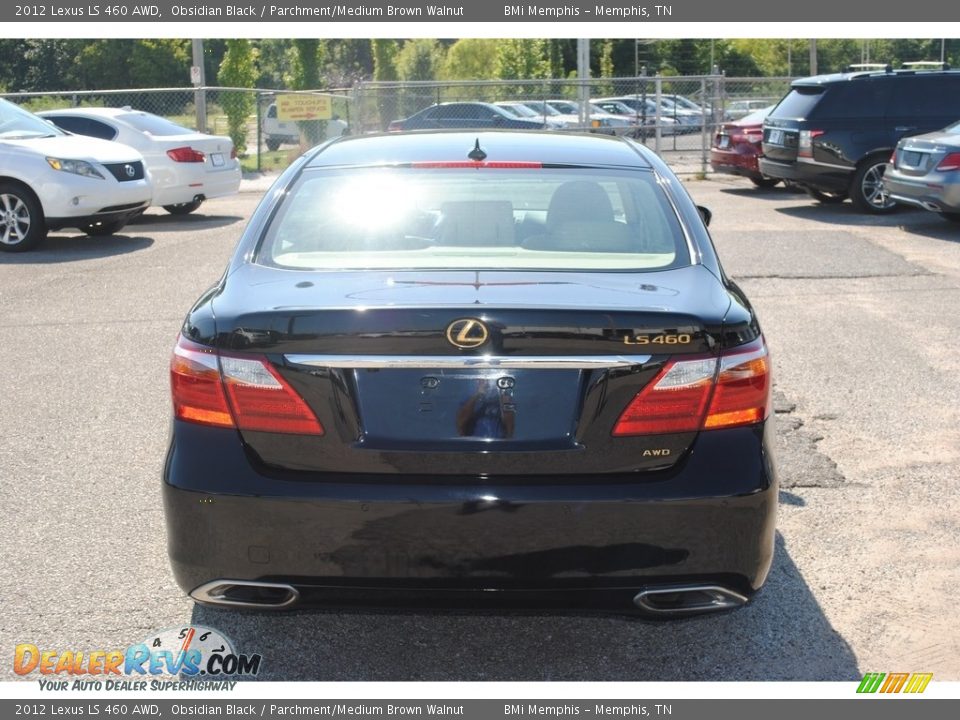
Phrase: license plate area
[
  {"left": 718, "top": 135, "right": 731, "bottom": 149},
  {"left": 210, "top": 152, "right": 225, "bottom": 167},
  {"left": 353, "top": 368, "right": 582, "bottom": 447},
  {"left": 900, "top": 150, "right": 925, "bottom": 169},
  {"left": 767, "top": 128, "right": 784, "bottom": 145}
]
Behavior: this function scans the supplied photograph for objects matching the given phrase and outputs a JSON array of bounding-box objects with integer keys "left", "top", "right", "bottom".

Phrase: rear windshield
[
  {"left": 257, "top": 167, "right": 689, "bottom": 272},
  {"left": 116, "top": 113, "right": 194, "bottom": 136},
  {"left": 770, "top": 86, "right": 825, "bottom": 120}
]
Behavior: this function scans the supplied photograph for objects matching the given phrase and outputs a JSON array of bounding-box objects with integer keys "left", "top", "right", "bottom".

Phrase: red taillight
[
  {"left": 230, "top": 146, "right": 237, "bottom": 160},
  {"left": 167, "top": 147, "right": 206, "bottom": 163},
  {"left": 170, "top": 335, "right": 323, "bottom": 435},
  {"left": 889, "top": 150, "right": 897, "bottom": 164},
  {"left": 387, "top": 121, "right": 403, "bottom": 132},
  {"left": 170, "top": 337, "right": 233, "bottom": 428},
  {"left": 612, "top": 358, "right": 716, "bottom": 436},
  {"left": 936, "top": 152, "right": 960, "bottom": 171},
  {"left": 612, "top": 339, "right": 770, "bottom": 437},
  {"left": 798, "top": 129, "right": 824, "bottom": 159},
  {"left": 703, "top": 344, "right": 771, "bottom": 429}
]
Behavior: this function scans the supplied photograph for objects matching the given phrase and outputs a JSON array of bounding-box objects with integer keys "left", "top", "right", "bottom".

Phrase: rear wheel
[
  {"left": 163, "top": 200, "right": 203, "bottom": 216},
  {"left": 942, "top": 212, "right": 960, "bottom": 224},
  {"left": 266, "top": 139, "right": 281, "bottom": 152},
  {"left": 807, "top": 188, "right": 847, "bottom": 204},
  {"left": 850, "top": 155, "right": 897, "bottom": 213},
  {"left": 82, "top": 220, "right": 125, "bottom": 237},
  {"left": 750, "top": 176, "right": 780, "bottom": 189},
  {"left": 0, "top": 182, "right": 47, "bottom": 252}
]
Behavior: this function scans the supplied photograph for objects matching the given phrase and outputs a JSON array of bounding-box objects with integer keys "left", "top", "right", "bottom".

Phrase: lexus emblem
[
  {"left": 446, "top": 318, "right": 489, "bottom": 349},
  {"left": 124, "top": 164, "right": 135, "bottom": 178}
]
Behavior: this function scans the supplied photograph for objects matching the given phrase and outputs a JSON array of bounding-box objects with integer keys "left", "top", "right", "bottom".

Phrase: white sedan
[
  {"left": 40, "top": 107, "right": 241, "bottom": 215},
  {"left": 0, "top": 98, "right": 152, "bottom": 252}
]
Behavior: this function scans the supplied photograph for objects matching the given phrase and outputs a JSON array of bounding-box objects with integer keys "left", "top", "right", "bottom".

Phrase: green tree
[
  {"left": 291, "top": 39, "right": 326, "bottom": 145},
  {"left": 496, "top": 39, "right": 549, "bottom": 80},
  {"left": 217, "top": 39, "right": 258, "bottom": 155},
  {"left": 371, "top": 39, "right": 400, "bottom": 130},
  {"left": 396, "top": 39, "right": 444, "bottom": 81},
  {"left": 441, "top": 39, "right": 499, "bottom": 80}
]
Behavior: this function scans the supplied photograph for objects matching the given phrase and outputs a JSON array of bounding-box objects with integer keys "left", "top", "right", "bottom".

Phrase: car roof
[
  {"left": 304, "top": 130, "right": 654, "bottom": 169},
  {"left": 39, "top": 107, "right": 139, "bottom": 118},
  {"left": 793, "top": 69, "right": 960, "bottom": 87}
]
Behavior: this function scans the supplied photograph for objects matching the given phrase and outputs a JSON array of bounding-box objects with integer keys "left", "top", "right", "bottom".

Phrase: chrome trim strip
[
  {"left": 190, "top": 580, "right": 300, "bottom": 610},
  {"left": 797, "top": 156, "right": 855, "bottom": 171},
  {"left": 633, "top": 585, "right": 749, "bottom": 614},
  {"left": 285, "top": 354, "right": 652, "bottom": 370}
]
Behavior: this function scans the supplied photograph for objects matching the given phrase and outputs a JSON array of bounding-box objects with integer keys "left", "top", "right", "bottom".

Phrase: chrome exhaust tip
[
  {"left": 633, "top": 584, "right": 749, "bottom": 615},
  {"left": 921, "top": 201, "right": 942, "bottom": 213},
  {"left": 190, "top": 580, "right": 300, "bottom": 609}
]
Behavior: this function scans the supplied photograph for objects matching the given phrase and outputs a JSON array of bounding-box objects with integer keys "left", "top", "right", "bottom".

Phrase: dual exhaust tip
[
  {"left": 191, "top": 579, "right": 747, "bottom": 615},
  {"left": 191, "top": 580, "right": 299, "bottom": 610}
]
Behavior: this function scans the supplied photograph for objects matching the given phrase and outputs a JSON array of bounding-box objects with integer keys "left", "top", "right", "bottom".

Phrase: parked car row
[
  {"left": 759, "top": 66, "right": 960, "bottom": 218},
  {"left": 0, "top": 98, "right": 241, "bottom": 251},
  {"left": 709, "top": 66, "right": 960, "bottom": 224},
  {"left": 387, "top": 95, "right": 711, "bottom": 136}
]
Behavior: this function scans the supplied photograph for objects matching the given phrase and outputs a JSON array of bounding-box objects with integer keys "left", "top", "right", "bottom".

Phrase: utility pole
[
  {"left": 191, "top": 38, "right": 207, "bottom": 133},
  {"left": 577, "top": 38, "right": 590, "bottom": 127},
  {"left": 809, "top": 39, "right": 818, "bottom": 76}
]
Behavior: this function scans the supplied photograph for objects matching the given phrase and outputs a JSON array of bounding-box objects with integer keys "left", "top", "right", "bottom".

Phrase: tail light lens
[
  {"left": 387, "top": 121, "right": 403, "bottom": 132},
  {"left": 935, "top": 152, "right": 960, "bottom": 171},
  {"left": 170, "top": 335, "right": 323, "bottom": 435},
  {"left": 613, "top": 338, "right": 770, "bottom": 437},
  {"left": 798, "top": 129, "right": 824, "bottom": 159},
  {"left": 167, "top": 147, "right": 206, "bottom": 163},
  {"left": 230, "top": 146, "right": 237, "bottom": 160}
]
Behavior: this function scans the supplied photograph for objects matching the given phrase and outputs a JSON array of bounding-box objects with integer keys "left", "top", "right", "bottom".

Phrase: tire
[
  {"left": 750, "top": 176, "right": 780, "bottom": 189},
  {"left": 942, "top": 212, "right": 960, "bottom": 224},
  {"left": 806, "top": 188, "right": 847, "bottom": 204},
  {"left": 163, "top": 200, "right": 203, "bottom": 216},
  {"left": 81, "top": 220, "right": 126, "bottom": 237},
  {"left": 265, "top": 139, "right": 281, "bottom": 152},
  {"left": 849, "top": 155, "right": 897, "bottom": 214},
  {"left": 0, "top": 182, "right": 47, "bottom": 252}
]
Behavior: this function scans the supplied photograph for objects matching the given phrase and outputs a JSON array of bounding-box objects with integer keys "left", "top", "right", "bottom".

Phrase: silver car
[{"left": 885, "top": 120, "right": 960, "bottom": 223}]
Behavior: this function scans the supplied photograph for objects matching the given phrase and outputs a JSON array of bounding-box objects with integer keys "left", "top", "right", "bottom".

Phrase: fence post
[
  {"left": 701, "top": 78, "right": 708, "bottom": 175},
  {"left": 654, "top": 75, "right": 662, "bottom": 155},
  {"left": 256, "top": 92, "right": 262, "bottom": 173}
]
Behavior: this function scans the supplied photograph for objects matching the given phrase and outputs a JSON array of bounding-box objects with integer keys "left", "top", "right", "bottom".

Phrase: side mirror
[{"left": 697, "top": 205, "right": 712, "bottom": 227}]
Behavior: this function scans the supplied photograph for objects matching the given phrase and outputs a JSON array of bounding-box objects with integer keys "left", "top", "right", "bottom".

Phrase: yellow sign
[{"left": 276, "top": 94, "right": 332, "bottom": 121}]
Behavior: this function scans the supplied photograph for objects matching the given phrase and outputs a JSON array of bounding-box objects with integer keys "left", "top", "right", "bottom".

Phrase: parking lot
[{"left": 2, "top": 175, "right": 959, "bottom": 681}]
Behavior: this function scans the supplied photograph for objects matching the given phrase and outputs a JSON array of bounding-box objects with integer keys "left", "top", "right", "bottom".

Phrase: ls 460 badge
[{"left": 624, "top": 333, "right": 693, "bottom": 346}]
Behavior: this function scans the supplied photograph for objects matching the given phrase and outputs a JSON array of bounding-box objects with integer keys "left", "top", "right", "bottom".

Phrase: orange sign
[{"left": 276, "top": 94, "right": 332, "bottom": 121}]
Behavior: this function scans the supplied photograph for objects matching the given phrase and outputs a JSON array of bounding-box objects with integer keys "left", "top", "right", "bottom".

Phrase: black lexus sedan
[{"left": 164, "top": 130, "right": 776, "bottom": 616}]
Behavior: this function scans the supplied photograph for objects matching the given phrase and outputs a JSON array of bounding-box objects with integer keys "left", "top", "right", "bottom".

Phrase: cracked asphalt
[{"left": 1, "top": 175, "right": 958, "bottom": 681}]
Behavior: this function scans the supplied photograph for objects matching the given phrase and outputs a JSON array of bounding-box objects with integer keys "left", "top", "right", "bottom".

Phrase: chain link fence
[
  {"left": 2, "top": 76, "right": 795, "bottom": 175},
  {"left": 0, "top": 86, "right": 352, "bottom": 173}
]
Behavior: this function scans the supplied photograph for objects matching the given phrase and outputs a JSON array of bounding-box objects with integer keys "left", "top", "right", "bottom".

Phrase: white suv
[{"left": 0, "top": 98, "right": 152, "bottom": 252}]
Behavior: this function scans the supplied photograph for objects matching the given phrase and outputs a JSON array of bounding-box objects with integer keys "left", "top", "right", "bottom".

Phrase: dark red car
[{"left": 710, "top": 106, "right": 778, "bottom": 187}]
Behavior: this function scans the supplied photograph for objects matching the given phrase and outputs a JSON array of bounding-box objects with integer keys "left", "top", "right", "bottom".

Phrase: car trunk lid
[{"left": 203, "top": 265, "right": 739, "bottom": 476}]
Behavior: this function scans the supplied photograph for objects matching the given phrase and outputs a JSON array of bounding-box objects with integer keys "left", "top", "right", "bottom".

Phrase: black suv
[{"left": 759, "top": 68, "right": 960, "bottom": 213}]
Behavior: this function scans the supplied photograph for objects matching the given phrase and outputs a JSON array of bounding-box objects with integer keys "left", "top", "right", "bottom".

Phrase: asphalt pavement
[{"left": 1, "top": 175, "right": 958, "bottom": 681}]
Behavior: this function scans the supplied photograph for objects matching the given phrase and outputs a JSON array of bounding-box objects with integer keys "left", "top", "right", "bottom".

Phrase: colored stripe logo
[{"left": 857, "top": 672, "right": 932, "bottom": 694}]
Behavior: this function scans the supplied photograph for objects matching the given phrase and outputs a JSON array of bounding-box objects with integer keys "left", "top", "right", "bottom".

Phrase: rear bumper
[
  {"left": 758, "top": 157, "right": 852, "bottom": 192},
  {"left": 163, "top": 421, "right": 777, "bottom": 614},
  {"left": 710, "top": 147, "right": 762, "bottom": 179},
  {"left": 885, "top": 175, "right": 960, "bottom": 214},
  {"left": 153, "top": 166, "right": 241, "bottom": 207}
]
